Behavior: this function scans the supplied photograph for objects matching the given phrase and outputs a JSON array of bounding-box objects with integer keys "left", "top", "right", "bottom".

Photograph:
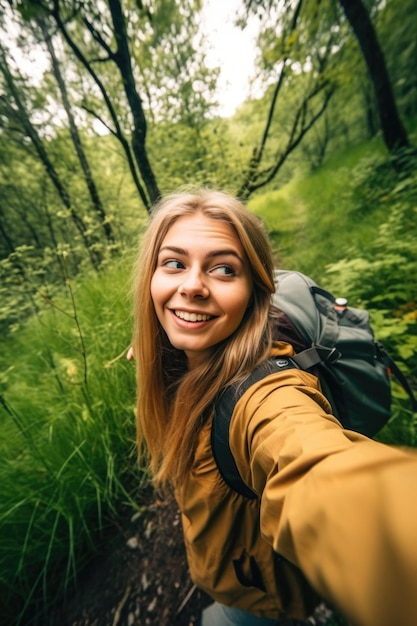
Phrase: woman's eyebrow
[
  {"left": 206, "top": 249, "right": 244, "bottom": 263},
  {"left": 158, "top": 246, "right": 243, "bottom": 263},
  {"left": 159, "top": 245, "right": 186, "bottom": 255}
]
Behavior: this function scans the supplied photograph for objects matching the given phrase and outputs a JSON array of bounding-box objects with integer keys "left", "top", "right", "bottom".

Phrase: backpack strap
[
  {"left": 376, "top": 342, "right": 417, "bottom": 411},
  {"left": 212, "top": 348, "right": 344, "bottom": 499},
  {"left": 291, "top": 345, "right": 341, "bottom": 370},
  {"left": 212, "top": 356, "right": 299, "bottom": 500},
  {"left": 310, "top": 286, "right": 340, "bottom": 347}
]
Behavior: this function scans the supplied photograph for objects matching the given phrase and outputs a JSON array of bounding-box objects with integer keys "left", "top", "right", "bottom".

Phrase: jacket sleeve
[{"left": 229, "top": 369, "right": 417, "bottom": 626}]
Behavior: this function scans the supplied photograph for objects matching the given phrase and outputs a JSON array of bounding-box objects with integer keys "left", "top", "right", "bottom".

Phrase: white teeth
[{"left": 175, "top": 310, "right": 212, "bottom": 322}]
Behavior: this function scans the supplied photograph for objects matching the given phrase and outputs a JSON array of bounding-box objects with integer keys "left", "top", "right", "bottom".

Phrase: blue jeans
[{"left": 201, "top": 602, "right": 280, "bottom": 625}]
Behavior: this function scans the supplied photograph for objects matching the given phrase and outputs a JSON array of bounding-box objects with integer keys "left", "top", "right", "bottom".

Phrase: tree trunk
[
  {"left": 108, "top": 0, "right": 161, "bottom": 204},
  {"left": 339, "top": 0, "right": 409, "bottom": 154},
  {"left": 42, "top": 21, "right": 116, "bottom": 247},
  {"left": 0, "top": 47, "right": 102, "bottom": 270},
  {"left": 50, "top": 0, "right": 151, "bottom": 211}
]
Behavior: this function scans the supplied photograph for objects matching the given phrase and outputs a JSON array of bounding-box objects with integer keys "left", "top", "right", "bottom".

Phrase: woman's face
[{"left": 151, "top": 213, "right": 253, "bottom": 369}]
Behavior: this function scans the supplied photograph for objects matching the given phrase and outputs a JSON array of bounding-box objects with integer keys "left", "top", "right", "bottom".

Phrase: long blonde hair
[{"left": 132, "top": 188, "right": 276, "bottom": 488}]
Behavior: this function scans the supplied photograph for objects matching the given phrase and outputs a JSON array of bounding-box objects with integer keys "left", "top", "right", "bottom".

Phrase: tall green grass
[{"left": 0, "top": 259, "right": 147, "bottom": 625}]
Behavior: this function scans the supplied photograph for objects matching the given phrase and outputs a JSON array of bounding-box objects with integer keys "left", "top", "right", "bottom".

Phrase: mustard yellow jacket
[{"left": 175, "top": 344, "right": 417, "bottom": 626}]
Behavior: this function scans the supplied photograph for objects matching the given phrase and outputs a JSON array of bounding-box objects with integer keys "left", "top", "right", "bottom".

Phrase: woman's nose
[{"left": 177, "top": 270, "right": 209, "bottom": 299}]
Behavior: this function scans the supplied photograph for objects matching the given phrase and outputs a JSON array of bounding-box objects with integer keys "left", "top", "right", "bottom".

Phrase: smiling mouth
[{"left": 174, "top": 310, "right": 214, "bottom": 322}]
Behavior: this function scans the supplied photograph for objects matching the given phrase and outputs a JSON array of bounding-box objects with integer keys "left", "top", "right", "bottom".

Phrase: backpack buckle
[
  {"left": 324, "top": 347, "right": 341, "bottom": 364},
  {"left": 293, "top": 346, "right": 341, "bottom": 370}
]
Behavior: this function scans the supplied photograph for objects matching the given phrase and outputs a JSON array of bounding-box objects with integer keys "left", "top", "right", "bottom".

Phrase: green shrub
[
  {"left": 0, "top": 258, "right": 147, "bottom": 624},
  {"left": 324, "top": 159, "right": 417, "bottom": 446}
]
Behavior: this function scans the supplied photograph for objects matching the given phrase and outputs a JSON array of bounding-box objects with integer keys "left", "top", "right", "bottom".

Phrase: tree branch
[{"left": 249, "top": 84, "right": 335, "bottom": 194}]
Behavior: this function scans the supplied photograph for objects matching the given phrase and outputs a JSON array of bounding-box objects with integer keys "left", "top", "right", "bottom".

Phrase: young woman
[{"left": 131, "top": 188, "right": 417, "bottom": 626}]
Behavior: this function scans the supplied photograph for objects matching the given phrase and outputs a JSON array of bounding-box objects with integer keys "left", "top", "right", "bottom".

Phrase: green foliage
[
  {"left": 0, "top": 126, "right": 148, "bottom": 334},
  {"left": 148, "top": 117, "right": 242, "bottom": 192},
  {"left": 249, "top": 137, "right": 387, "bottom": 277},
  {"left": 0, "top": 259, "right": 147, "bottom": 624},
  {"left": 128, "top": 0, "right": 218, "bottom": 125},
  {"left": 323, "top": 157, "right": 417, "bottom": 445}
]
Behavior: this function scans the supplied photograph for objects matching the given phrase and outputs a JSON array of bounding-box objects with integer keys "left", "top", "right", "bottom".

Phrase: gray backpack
[{"left": 212, "top": 269, "right": 417, "bottom": 499}]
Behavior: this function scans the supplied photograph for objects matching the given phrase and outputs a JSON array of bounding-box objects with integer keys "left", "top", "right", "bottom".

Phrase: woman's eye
[
  {"left": 212, "top": 264, "right": 235, "bottom": 276},
  {"left": 163, "top": 259, "right": 184, "bottom": 269}
]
